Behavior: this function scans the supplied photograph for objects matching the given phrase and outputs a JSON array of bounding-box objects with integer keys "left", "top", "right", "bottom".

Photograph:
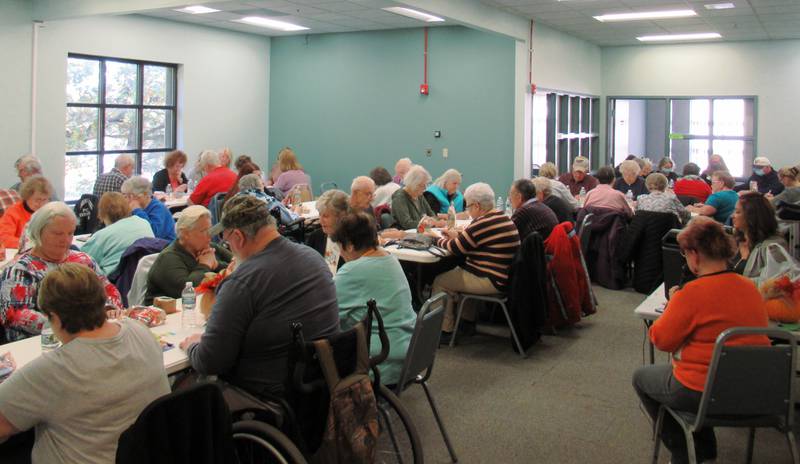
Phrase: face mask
[
  {"left": 754, "top": 168, "right": 765, "bottom": 176},
  {"left": 662, "top": 168, "right": 672, "bottom": 174}
]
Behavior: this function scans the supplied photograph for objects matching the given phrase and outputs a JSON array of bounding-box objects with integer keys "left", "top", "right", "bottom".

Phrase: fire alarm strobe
[{"left": 420, "top": 83, "right": 429, "bottom": 95}]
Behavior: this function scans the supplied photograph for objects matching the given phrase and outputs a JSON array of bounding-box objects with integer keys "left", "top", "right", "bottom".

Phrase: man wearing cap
[
  {"left": 558, "top": 156, "right": 599, "bottom": 197},
  {"left": 735, "top": 157, "right": 784, "bottom": 195},
  {"left": 179, "top": 195, "right": 339, "bottom": 398}
]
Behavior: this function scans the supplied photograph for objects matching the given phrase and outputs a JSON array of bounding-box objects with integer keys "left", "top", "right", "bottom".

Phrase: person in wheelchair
[
  {"left": 179, "top": 195, "right": 339, "bottom": 398},
  {"left": 330, "top": 211, "right": 416, "bottom": 386}
]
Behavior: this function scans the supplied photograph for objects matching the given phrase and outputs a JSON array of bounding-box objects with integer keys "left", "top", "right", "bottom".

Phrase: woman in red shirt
[{"left": 632, "top": 216, "right": 769, "bottom": 464}]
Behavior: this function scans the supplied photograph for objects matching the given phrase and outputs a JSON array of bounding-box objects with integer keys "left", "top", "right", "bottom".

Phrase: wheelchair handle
[{"left": 366, "top": 299, "right": 390, "bottom": 368}]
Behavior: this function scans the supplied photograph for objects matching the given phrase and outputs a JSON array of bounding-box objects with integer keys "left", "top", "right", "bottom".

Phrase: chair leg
[
  {"left": 449, "top": 295, "right": 467, "bottom": 348},
  {"left": 498, "top": 301, "right": 527, "bottom": 358},
  {"left": 684, "top": 427, "right": 698, "bottom": 464},
  {"left": 652, "top": 407, "right": 665, "bottom": 464},
  {"left": 579, "top": 252, "right": 599, "bottom": 309},
  {"left": 746, "top": 427, "right": 756, "bottom": 464},
  {"left": 787, "top": 430, "right": 800, "bottom": 464},
  {"left": 421, "top": 381, "right": 458, "bottom": 463},
  {"left": 549, "top": 272, "right": 569, "bottom": 324}
]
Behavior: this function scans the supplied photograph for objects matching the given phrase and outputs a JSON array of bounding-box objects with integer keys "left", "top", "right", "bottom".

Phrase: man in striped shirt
[{"left": 430, "top": 183, "right": 520, "bottom": 340}]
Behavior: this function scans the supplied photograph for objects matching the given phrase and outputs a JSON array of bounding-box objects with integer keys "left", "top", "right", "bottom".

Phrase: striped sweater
[{"left": 436, "top": 210, "right": 521, "bottom": 289}]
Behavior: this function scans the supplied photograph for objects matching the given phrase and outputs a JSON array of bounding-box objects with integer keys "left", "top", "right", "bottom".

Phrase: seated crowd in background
[
  {"left": 424, "top": 169, "right": 465, "bottom": 215},
  {"left": 151, "top": 149, "right": 188, "bottom": 194},
  {"left": 122, "top": 177, "right": 176, "bottom": 241},
  {"left": 93, "top": 155, "right": 135, "bottom": 199},
  {"left": 188, "top": 150, "right": 237, "bottom": 207},
  {"left": 582, "top": 166, "right": 633, "bottom": 217},
  {"left": 558, "top": 156, "right": 597, "bottom": 196}
]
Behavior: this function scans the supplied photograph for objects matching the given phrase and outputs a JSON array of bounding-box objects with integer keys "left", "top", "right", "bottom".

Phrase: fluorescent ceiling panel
[
  {"left": 174, "top": 5, "right": 220, "bottom": 14},
  {"left": 382, "top": 7, "right": 444, "bottom": 22},
  {"left": 594, "top": 9, "right": 697, "bottom": 22},
  {"left": 637, "top": 32, "right": 723, "bottom": 42},
  {"left": 233, "top": 16, "right": 309, "bottom": 31}
]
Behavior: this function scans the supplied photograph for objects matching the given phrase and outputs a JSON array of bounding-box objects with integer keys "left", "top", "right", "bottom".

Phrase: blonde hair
[
  {"left": 20, "top": 175, "right": 53, "bottom": 201},
  {"left": 278, "top": 147, "right": 303, "bottom": 172},
  {"left": 433, "top": 169, "right": 462, "bottom": 189},
  {"left": 98, "top": 192, "right": 131, "bottom": 225},
  {"left": 539, "top": 163, "right": 557, "bottom": 179}
]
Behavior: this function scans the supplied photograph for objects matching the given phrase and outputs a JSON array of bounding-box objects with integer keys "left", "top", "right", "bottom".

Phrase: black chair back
[
  {"left": 676, "top": 195, "right": 699, "bottom": 206},
  {"left": 577, "top": 212, "right": 593, "bottom": 259},
  {"left": 395, "top": 293, "right": 447, "bottom": 393},
  {"left": 74, "top": 194, "right": 100, "bottom": 235},
  {"left": 661, "top": 228, "right": 683, "bottom": 299},
  {"left": 696, "top": 327, "right": 796, "bottom": 429}
]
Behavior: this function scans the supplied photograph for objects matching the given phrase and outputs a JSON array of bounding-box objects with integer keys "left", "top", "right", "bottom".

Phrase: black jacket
[
  {"left": 613, "top": 176, "right": 649, "bottom": 200},
  {"left": 152, "top": 168, "right": 188, "bottom": 193},
  {"left": 507, "top": 232, "right": 548, "bottom": 351},
  {"left": 734, "top": 170, "right": 784, "bottom": 195},
  {"left": 618, "top": 211, "right": 680, "bottom": 294},
  {"left": 577, "top": 206, "right": 629, "bottom": 290},
  {"left": 543, "top": 195, "right": 574, "bottom": 224}
]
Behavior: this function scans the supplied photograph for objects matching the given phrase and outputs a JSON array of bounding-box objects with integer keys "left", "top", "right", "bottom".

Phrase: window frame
[{"left": 65, "top": 53, "right": 178, "bottom": 198}]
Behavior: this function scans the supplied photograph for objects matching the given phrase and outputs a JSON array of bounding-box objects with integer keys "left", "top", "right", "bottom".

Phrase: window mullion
[{"left": 98, "top": 59, "right": 106, "bottom": 174}]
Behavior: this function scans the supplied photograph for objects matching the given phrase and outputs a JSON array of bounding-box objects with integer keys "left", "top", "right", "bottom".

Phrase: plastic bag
[{"left": 755, "top": 243, "right": 800, "bottom": 289}]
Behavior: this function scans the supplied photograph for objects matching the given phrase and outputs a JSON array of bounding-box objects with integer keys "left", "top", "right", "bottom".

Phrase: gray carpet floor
[{"left": 396, "top": 285, "right": 798, "bottom": 463}]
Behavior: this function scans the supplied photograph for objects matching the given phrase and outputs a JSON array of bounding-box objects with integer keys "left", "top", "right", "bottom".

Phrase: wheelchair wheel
[
  {"left": 374, "top": 384, "right": 424, "bottom": 464},
  {"left": 233, "top": 420, "right": 308, "bottom": 464}
]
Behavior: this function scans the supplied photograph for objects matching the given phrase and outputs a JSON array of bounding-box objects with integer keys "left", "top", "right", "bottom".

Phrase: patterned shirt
[
  {"left": 93, "top": 168, "right": 128, "bottom": 198},
  {"left": 636, "top": 191, "right": 690, "bottom": 223},
  {"left": 436, "top": 210, "right": 520, "bottom": 289},
  {"left": 0, "top": 251, "right": 122, "bottom": 342},
  {"left": 0, "top": 189, "right": 21, "bottom": 217}
]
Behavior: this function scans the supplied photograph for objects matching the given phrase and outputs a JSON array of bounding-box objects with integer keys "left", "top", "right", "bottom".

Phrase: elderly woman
[
  {"left": 144, "top": 205, "right": 232, "bottom": 305},
  {"left": 306, "top": 189, "right": 350, "bottom": 274},
  {"left": 769, "top": 166, "right": 800, "bottom": 205},
  {"left": 391, "top": 165, "right": 443, "bottom": 230},
  {"left": 224, "top": 161, "right": 262, "bottom": 203},
  {"left": 537, "top": 162, "right": 580, "bottom": 210},
  {"left": 272, "top": 147, "right": 311, "bottom": 195},
  {"left": 614, "top": 160, "right": 649, "bottom": 199},
  {"left": 532, "top": 177, "right": 573, "bottom": 224},
  {"left": 674, "top": 162, "right": 712, "bottom": 203},
  {"left": 687, "top": 171, "right": 738, "bottom": 223},
  {"left": 121, "top": 176, "right": 176, "bottom": 241},
  {"left": 657, "top": 157, "right": 679, "bottom": 183},
  {"left": 236, "top": 174, "right": 297, "bottom": 226},
  {"left": 730, "top": 192, "right": 788, "bottom": 277},
  {"left": 331, "top": 212, "right": 416, "bottom": 386},
  {"left": 188, "top": 150, "right": 237, "bottom": 207},
  {"left": 701, "top": 154, "right": 728, "bottom": 184},
  {"left": 424, "top": 169, "right": 465, "bottom": 214},
  {"left": 633, "top": 217, "right": 769, "bottom": 464},
  {"left": 635, "top": 173, "right": 690, "bottom": 223},
  {"left": 0, "top": 202, "right": 122, "bottom": 342},
  {"left": 430, "top": 183, "right": 521, "bottom": 341},
  {"left": 81, "top": 192, "right": 154, "bottom": 275},
  {"left": 0, "top": 176, "right": 53, "bottom": 249},
  {"left": 152, "top": 149, "right": 188, "bottom": 193},
  {"left": 583, "top": 166, "right": 633, "bottom": 217},
  {"left": 639, "top": 158, "right": 653, "bottom": 177},
  {"left": 370, "top": 166, "right": 401, "bottom": 207},
  {"left": 0, "top": 264, "right": 169, "bottom": 463}
]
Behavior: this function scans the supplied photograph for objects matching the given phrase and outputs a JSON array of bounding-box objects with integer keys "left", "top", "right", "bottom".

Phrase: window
[
  {"left": 65, "top": 54, "right": 177, "bottom": 201},
  {"left": 530, "top": 90, "right": 599, "bottom": 175}
]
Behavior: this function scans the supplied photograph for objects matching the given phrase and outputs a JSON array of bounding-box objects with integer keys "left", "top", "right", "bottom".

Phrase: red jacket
[
  {"left": 0, "top": 201, "right": 32, "bottom": 248},
  {"left": 544, "top": 222, "right": 594, "bottom": 327},
  {"left": 189, "top": 167, "right": 237, "bottom": 207},
  {"left": 674, "top": 178, "right": 711, "bottom": 202}
]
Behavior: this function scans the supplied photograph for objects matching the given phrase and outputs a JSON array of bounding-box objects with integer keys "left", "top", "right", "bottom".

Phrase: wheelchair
[{"left": 229, "top": 299, "right": 424, "bottom": 464}]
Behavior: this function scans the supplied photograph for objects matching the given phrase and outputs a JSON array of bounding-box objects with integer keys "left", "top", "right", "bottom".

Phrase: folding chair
[
  {"left": 449, "top": 292, "right": 527, "bottom": 358},
  {"left": 652, "top": 327, "right": 799, "bottom": 464},
  {"left": 394, "top": 293, "right": 458, "bottom": 462}
]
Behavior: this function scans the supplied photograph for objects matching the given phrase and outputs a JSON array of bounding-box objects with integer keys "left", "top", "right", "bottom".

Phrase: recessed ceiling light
[
  {"left": 382, "top": 7, "right": 445, "bottom": 23},
  {"left": 233, "top": 16, "right": 309, "bottom": 32},
  {"left": 637, "top": 32, "right": 722, "bottom": 42},
  {"left": 594, "top": 9, "right": 697, "bottom": 22},
  {"left": 704, "top": 2, "right": 736, "bottom": 10},
  {"left": 174, "top": 5, "right": 220, "bottom": 14}
]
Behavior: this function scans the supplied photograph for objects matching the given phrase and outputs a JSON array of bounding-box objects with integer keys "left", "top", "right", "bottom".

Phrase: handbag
[
  {"left": 384, "top": 233, "right": 446, "bottom": 257},
  {"left": 756, "top": 243, "right": 800, "bottom": 322}
]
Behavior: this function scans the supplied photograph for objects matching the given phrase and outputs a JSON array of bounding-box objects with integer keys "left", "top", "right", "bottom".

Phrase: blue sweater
[{"left": 133, "top": 197, "right": 176, "bottom": 241}]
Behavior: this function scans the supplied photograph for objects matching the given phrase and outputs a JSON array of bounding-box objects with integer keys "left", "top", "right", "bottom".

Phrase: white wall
[
  {"left": 603, "top": 40, "right": 800, "bottom": 170},
  {"left": 27, "top": 14, "right": 270, "bottom": 198}
]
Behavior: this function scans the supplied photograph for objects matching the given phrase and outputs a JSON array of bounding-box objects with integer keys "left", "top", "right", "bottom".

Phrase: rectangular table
[{"left": 633, "top": 283, "right": 667, "bottom": 364}]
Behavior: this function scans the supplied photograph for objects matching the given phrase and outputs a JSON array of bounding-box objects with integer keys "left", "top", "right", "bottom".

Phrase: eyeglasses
[
  {"left": 679, "top": 249, "right": 694, "bottom": 258},
  {"left": 466, "top": 202, "right": 478, "bottom": 209}
]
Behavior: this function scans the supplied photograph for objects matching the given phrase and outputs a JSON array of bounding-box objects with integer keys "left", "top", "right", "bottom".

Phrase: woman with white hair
[
  {"left": 188, "top": 150, "right": 237, "bottom": 207},
  {"left": 306, "top": 189, "right": 350, "bottom": 274},
  {"left": 0, "top": 202, "right": 122, "bottom": 342},
  {"left": 144, "top": 205, "right": 232, "bottom": 305},
  {"left": 429, "top": 182, "right": 521, "bottom": 342},
  {"left": 636, "top": 173, "right": 690, "bottom": 223},
  {"left": 391, "top": 165, "right": 443, "bottom": 230},
  {"left": 121, "top": 176, "right": 176, "bottom": 241},
  {"left": 614, "top": 159, "right": 649, "bottom": 200},
  {"left": 537, "top": 162, "right": 579, "bottom": 210},
  {"left": 424, "top": 169, "right": 465, "bottom": 215}
]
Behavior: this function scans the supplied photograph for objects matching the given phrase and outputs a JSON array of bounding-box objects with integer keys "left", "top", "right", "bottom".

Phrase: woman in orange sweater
[
  {"left": 0, "top": 176, "right": 53, "bottom": 249},
  {"left": 632, "top": 216, "right": 769, "bottom": 464}
]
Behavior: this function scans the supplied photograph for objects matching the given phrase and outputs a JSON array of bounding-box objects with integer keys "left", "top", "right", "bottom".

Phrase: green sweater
[
  {"left": 81, "top": 215, "right": 154, "bottom": 276},
  {"left": 334, "top": 254, "right": 416, "bottom": 385},
  {"left": 391, "top": 188, "right": 435, "bottom": 230},
  {"left": 144, "top": 241, "right": 232, "bottom": 305}
]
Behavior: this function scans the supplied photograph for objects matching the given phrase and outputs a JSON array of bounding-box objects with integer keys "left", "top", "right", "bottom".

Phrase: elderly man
[
  {"left": 11, "top": 155, "right": 43, "bottom": 191},
  {"left": 558, "top": 156, "right": 598, "bottom": 197},
  {"left": 509, "top": 179, "right": 558, "bottom": 240},
  {"left": 430, "top": 183, "right": 520, "bottom": 341},
  {"left": 532, "top": 177, "right": 574, "bottom": 224},
  {"left": 93, "top": 154, "right": 134, "bottom": 198},
  {"left": 189, "top": 150, "right": 237, "bottom": 207},
  {"left": 180, "top": 195, "right": 339, "bottom": 397},
  {"left": 393, "top": 157, "right": 412, "bottom": 185},
  {"left": 735, "top": 156, "right": 784, "bottom": 195},
  {"left": 350, "top": 176, "right": 376, "bottom": 212},
  {"left": 121, "top": 176, "right": 176, "bottom": 241}
]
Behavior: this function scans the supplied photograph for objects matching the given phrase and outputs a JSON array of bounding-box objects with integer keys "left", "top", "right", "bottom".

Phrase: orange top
[
  {"left": 0, "top": 201, "right": 32, "bottom": 248},
  {"left": 650, "top": 272, "right": 770, "bottom": 392}
]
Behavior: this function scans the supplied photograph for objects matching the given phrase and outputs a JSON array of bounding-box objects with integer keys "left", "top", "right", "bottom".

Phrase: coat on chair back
[
  {"left": 618, "top": 210, "right": 680, "bottom": 294},
  {"left": 576, "top": 206, "right": 629, "bottom": 290}
]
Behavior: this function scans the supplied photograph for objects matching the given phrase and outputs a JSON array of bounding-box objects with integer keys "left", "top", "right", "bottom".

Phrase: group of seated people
[{"left": 0, "top": 145, "right": 798, "bottom": 463}]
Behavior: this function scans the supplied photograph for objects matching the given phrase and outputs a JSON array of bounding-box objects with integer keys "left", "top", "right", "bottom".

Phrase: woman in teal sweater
[
  {"left": 82, "top": 192, "right": 154, "bottom": 275},
  {"left": 332, "top": 211, "right": 416, "bottom": 386}
]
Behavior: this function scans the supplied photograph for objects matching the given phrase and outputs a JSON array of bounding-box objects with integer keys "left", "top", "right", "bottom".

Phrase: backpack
[{"left": 74, "top": 194, "right": 100, "bottom": 235}]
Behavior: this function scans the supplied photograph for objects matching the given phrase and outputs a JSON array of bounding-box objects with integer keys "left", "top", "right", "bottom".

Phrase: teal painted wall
[{"left": 269, "top": 26, "right": 516, "bottom": 197}]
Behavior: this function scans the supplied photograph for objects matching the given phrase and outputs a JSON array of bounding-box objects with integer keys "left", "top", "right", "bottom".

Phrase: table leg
[
  {"left": 644, "top": 320, "right": 654, "bottom": 364},
  {"left": 416, "top": 263, "right": 425, "bottom": 305}
]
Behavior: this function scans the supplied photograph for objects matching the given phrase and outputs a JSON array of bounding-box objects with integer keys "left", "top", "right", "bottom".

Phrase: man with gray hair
[
  {"left": 188, "top": 149, "right": 237, "bottom": 207},
  {"left": 180, "top": 195, "right": 339, "bottom": 397},
  {"left": 11, "top": 155, "right": 43, "bottom": 191},
  {"left": 121, "top": 176, "right": 176, "bottom": 241},
  {"left": 558, "top": 156, "right": 598, "bottom": 197},
  {"left": 350, "top": 176, "right": 376, "bottom": 213},
  {"left": 429, "top": 182, "right": 520, "bottom": 342},
  {"left": 93, "top": 154, "right": 134, "bottom": 198},
  {"left": 393, "top": 157, "right": 412, "bottom": 185}
]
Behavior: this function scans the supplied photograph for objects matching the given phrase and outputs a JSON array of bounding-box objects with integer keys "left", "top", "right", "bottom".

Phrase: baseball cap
[
  {"left": 572, "top": 156, "right": 590, "bottom": 173},
  {"left": 209, "top": 195, "right": 270, "bottom": 236},
  {"left": 753, "top": 156, "right": 771, "bottom": 167}
]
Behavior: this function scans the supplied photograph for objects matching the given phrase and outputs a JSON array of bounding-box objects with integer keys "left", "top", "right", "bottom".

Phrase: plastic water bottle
[
  {"left": 165, "top": 183, "right": 173, "bottom": 197},
  {"left": 447, "top": 201, "right": 456, "bottom": 229},
  {"left": 181, "top": 282, "right": 197, "bottom": 329},
  {"left": 496, "top": 196, "right": 503, "bottom": 211},
  {"left": 750, "top": 180, "right": 758, "bottom": 192},
  {"left": 578, "top": 187, "right": 587, "bottom": 206},
  {"left": 40, "top": 320, "right": 60, "bottom": 351},
  {"left": 668, "top": 179, "right": 675, "bottom": 190},
  {"left": 505, "top": 198, "right": 512, "bottom": 216}
]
